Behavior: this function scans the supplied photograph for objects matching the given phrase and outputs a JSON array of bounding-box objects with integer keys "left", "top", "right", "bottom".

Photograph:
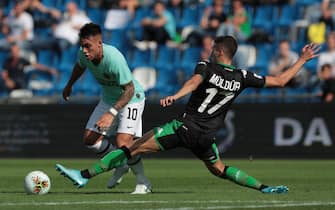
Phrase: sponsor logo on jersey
[{"left": 209, "top": 74, "right": 241, "bottom": 91}]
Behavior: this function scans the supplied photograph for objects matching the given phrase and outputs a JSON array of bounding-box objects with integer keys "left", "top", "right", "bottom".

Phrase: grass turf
[{"left": 0, "top": 158, "right": 334, "bottom": 210}]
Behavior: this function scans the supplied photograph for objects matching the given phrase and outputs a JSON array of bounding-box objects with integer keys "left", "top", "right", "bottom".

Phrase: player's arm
[
  {"left": 62, "top": 63, "right": 85, "bottom": 100},
  {"left": 265, "top": 43, "right": 320, "bottom": 87},
  {"left": 113, "top": 81, "right": 135, "bottom": 110},
  {"left": 95, "top": 81, "right": 134, "bottom": 133},
  {"left": 161, "top": 74, "right": 203, "bottom": 107}
]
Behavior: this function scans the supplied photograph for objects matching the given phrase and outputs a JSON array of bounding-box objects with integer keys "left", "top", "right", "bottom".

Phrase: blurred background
[{"left": 0, "top": 0, "right": 334, "bottom": 158}]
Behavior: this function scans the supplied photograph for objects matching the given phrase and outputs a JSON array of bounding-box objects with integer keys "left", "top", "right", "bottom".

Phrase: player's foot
[
  {"left": 261, "top": 185, "right": 289, "bottom": 194},
  {"left": 107, "top": 165, "right": 129, "bottom": 188},
  {"left": 55, "top": 163, "right": 88, "bottom": 188},
  {"left": 131, "top": 184, "right": 152, "bottom": 194}
]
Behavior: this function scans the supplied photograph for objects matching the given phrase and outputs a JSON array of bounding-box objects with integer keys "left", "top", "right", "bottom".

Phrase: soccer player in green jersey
[
  {"left": 57, "top": 36, "right": 320, "bottom": 193},
  {"left": 61, "top": 23, "right": 151, "bottom": 194}
]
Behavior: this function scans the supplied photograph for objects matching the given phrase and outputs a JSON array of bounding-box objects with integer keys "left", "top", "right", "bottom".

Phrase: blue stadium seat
[
  {"left": 37, "top": 49, "right": 58, "bottom": 67},
  {"left": 304, "top": 56, "right": 318, "bottom": 75},
  {"left": 54, "top": 71, "right": 81, "bottom": 95},
  {"left": 130, "top": 48, "right": 154, "bottom": 69},
  {"left": 58, "top": 45, "right": 79, "bottom": 73},
  {"left": 258, "top": 88, "right": 282, "bottom": 103},
  {"left": 178, "top": 5, "right": 200, "bottom": 28},
  {"left": 147, "top": 66, "right": 179, "bottom": 96},
  {"left": 79, "top": 72, "right": 101, "bottom": 96},
  {"left": 128, "top": 7, "right": 151, "bottom": 40},
  {"left": 154, "top": 45, "right": 177, "bottom": 70},
  {"left": 276, "top": 4, "right": 297, "bottom": 40},
  {"left": 41, "top": 0, "right": 62, "bottom": 8},
  {"left": 178, "top": 47, "right": 201, "bottom": 80},
  {"left": 252, "top": 5, "right": 275, "bottom": 35},
  {"left": 235, "top": 88, "right": 258, "bottom": 103},
  {"left": 26, "top": 70, "right": 57, "bottom": 96},
  {"left": 87, "top": 7, "right": 105, "bottom": 26},
  {"left": 249, "top": 44, "right": 272, "bottom": 75},
  {"left": 103, "top": 29, "right": 129, "bottom": 55},
  {"left": 284, "top": 87, "right": 308, "bottom": 103},
  {"left": 0, "top": 51, "right": 8, "bottom": 71}
]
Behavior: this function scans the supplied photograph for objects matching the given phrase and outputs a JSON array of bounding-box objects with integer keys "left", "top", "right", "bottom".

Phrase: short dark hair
[
  {"left": 214, "top": 36, "right": 238, "bottom": 59},
  {"left": 79, "top": 23, "right": 102, "bottom": 39},
  {"left": 321, "top": 63, "right": 332, "bottom": 72}
]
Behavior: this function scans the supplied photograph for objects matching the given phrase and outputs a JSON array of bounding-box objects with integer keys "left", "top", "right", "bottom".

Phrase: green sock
[
  {"left": 87, "top": 149, "right": 127, "bottom": 177},
  {"left": 223, "top": 166, "right": 262, "bottom": 190}
]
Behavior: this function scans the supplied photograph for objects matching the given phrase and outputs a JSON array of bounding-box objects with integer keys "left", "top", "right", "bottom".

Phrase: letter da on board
[{"left": 274, "top": 117, "right": 332, "bottom": 146}]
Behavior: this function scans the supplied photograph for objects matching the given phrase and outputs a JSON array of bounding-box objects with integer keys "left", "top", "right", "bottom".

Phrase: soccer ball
[{"left": 24, "top": 171, "right": 51, "bottom": 195}]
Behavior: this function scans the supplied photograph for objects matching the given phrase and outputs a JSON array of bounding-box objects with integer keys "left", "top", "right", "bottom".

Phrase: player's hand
[
  {"left": 95, "top": 112, "right": 115, "bottom": 134},
  {"left": 62, "top": 85, "right": 72, "bottom": 101},
  {"left": 160, "top": 96, "right": 176, "bottom": 107},
  {"left": 300, "top": 43, "right": 321, "bottom": 61}
]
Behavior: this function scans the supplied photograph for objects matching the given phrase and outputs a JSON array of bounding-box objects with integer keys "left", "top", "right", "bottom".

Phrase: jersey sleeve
[
  {"left": 193, "top": 61, "right": 209, "bottom": 79},
  {"left": 240, "top": 69, "right": 265, "bottom": 88}
]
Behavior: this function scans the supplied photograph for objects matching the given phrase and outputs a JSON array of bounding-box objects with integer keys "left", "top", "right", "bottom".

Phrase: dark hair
[
  {"left": 214, "top": 36, "right": 238, "bottom": 59},
  {"left": 79, "top": 23, "right": 102, "bottom": 39},
  {"left": 321, "top": 63, "right": 332, "bottom": 72}
]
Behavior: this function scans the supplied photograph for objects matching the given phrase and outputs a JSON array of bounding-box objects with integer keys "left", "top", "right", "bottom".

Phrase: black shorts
[{"left": 153, "top": 119, "right": 220, "bottom": 163}]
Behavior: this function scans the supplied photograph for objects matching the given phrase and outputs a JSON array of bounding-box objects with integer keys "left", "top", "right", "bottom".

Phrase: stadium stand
[{"left": 0, "top": 0, "right": 331, "bottom": 103}]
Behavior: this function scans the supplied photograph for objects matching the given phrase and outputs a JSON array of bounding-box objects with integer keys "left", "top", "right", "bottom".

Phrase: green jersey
[{"left": 77, "top": 44, "right": 144, "bottom": 105}]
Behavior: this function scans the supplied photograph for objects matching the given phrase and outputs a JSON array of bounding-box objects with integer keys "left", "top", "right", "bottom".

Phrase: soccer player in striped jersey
[
  {"left": 61, "top": 23, "right": 151, "bottom": 194},
  {"left": 57, "top": 36, "right": 319, "bottom": 193}
]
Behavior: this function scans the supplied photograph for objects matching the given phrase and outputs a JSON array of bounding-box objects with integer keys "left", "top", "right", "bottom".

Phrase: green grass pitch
[{"left": 0, "top": 158, "right": 334, "bottom": 210}]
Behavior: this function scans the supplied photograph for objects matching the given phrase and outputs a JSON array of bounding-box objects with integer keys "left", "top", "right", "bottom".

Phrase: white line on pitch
[{"left": 0, "top": 200, "right": 335, "bottom": 207}]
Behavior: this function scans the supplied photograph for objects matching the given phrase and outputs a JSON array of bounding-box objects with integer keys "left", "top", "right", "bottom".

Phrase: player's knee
[
  {"left": 83, "top": 130, "right": 104, "bottom": 147},
  {"left": 116, "top": 133, "right": 134, "bottom": 147}
]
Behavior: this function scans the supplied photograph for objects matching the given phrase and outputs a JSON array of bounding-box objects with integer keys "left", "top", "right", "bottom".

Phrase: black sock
[
  {"left": 81, "top": 169, "right": 92, "bottom": 179},
  {"left": 259, "top": 184, "right": 269, "bottom": 191},
  {"left": 120, "top": 146, "right": 132, "bottom": 159}
]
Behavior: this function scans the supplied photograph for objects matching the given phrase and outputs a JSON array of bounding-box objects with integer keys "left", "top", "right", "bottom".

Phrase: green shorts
[{"left": 153, "top": 119, "right": 220, "bottom": 163}]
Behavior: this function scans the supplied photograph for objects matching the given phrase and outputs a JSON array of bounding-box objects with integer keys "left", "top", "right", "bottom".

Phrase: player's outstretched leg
[
  {"left": 55, "top": 164, "right": 89, "bottom": 188},
  {"left": 56, "top": 147, "right": 130, "bottom": 188},
  {"left": 261, "top": 185, "right": 289, "bottom": 194},
  {"left": 221, "top": 166, "right": 289, "bottom": 194}
]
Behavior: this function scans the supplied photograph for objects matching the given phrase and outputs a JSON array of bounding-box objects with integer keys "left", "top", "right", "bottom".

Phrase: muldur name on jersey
[{"left": 209, "top": 74, "right": 241, "bottom": 91}]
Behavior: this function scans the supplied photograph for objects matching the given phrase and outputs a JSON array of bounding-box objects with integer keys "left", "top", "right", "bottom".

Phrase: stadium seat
[
  {"left": 128, "top": 7, "right": 150, "bottom": 40},
  {"left": 284, "top": 87, "right": 308, "bottom": 103},
  {"left": 178, "top": 5, "right": 200, "bottom": 28},
  {"left": 132, "top": 67, "right": 157, "bottom": 92},
  {"left": 249, "top": 44, "right": 272, "bottom": 75},
  {"left": 235, "top": 88, "right": 257, "bottom": 103},
  {"left": 87, "top": 7, "right": 105, "bottom": 26},
  {"left": 148, "top": 66, "right": 179, "bottom": 96},
  {"left": 79, "top": 72, "right": 101, "bottom": 96},
  {"left": 178, "top": 47, "right": 201, "bottom": 81},
  {"left": 154, "top": 45, "right": 177, "bottom": 70},
  {"left": 26, "top": 69, "right": 57, "bottom": 96},
  {"left": 252, "top": 5, "right": 275, "bottom": 35},
  {"left": 37, "top": 49, "right": 58, "bottom": 67},
  {"left": 103, "top": 29, "right": 130, "bottom": 55},
  {"left": 276, "top": 4, "right": 297, "bottom": 40},
  {"left": 130, "top": 48, "right": 154, "bottom": 69},
  {"left": 258, "top": 88, "right": 282, "bottom": 103},
  {"left": 0, "top": 51, "right": 8, "bottom": 70},
  {"left": 58, "top": 45, "right": 79, "bottom": 73},
  {"left": 304, "top": 56, "right": 318, "bottom": 75}
]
